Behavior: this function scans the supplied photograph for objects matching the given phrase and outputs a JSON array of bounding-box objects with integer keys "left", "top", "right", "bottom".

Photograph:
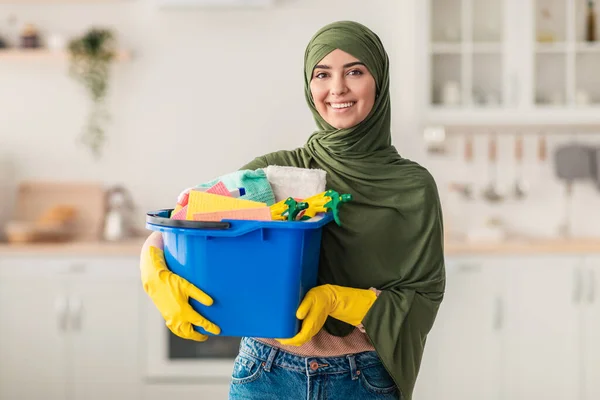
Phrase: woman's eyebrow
[
  {"left": 314, "top": 61, "right": 366, "bottom": 70},
  {"left": 343, "top": 61, "right": 366, "bottom": 68}
]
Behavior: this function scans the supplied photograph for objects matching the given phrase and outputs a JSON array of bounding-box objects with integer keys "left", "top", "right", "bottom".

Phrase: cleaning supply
[
  {"left": 301, "top": 190, "right": 353, "bottom": 225},
  {"left": 263, "top": 165, "right": 327, "bottom": 202},
  {"left": 193, "top": 182, "right": 246, "bottom": 198},
  {"left": 173, "top": 186, "right": 247, "bottom": 219},
  {"left": 145, "top": 209, "right": 334, "bottom": 337},
  {"left": 270, "top": 197, "right": 309, "bottom": 221},
  {"left": 140, "top": 245, "right": 221, "bottom": 341},
  {"left": 171, "top": 206, "right": 188, "bottom": 220},
  {"left": 195, "top": 169, "right": 276, "bottom": 206},
  {"left": 186, "top": 191, "right": 266, "bottom": 220},
  {"left": 193, "top": 207, "right": 272, "bottom": 222},
  {"left": 276, "top": 284, "right": 377, "bottom": 346}
]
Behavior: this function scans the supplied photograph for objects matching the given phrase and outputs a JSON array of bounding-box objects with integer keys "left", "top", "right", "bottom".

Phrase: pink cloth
[
  {"left": 256, "top": 328, "right": 375, "bottom": 357},
  {"left": 206, "top": 181, "right": 232, "bottom": 197},
  {"left": 171, "top": 205, "right": 188, "bottom": 220}
]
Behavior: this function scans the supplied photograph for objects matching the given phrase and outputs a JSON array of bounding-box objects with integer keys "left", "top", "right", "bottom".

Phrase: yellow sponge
[{"left": 186, "top": 190, "right": 266, "bottom": 220}]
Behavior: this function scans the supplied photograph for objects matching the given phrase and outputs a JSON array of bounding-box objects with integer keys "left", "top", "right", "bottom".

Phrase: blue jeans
[{"left": 228, "top": 337, "right": 400, "bottom": 400}]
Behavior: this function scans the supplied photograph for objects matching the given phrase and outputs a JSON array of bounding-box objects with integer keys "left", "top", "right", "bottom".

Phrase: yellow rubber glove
[
  {"left": 141, "top": 244, "right": 220, "bottom": 341},
  {"left": 276, "top": 284, "right": 377, "bottom": 346}
]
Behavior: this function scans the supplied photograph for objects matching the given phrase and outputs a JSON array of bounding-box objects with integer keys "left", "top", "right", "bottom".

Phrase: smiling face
[{"left": 309, "top": 49, "right": 377, "bottom": 130}]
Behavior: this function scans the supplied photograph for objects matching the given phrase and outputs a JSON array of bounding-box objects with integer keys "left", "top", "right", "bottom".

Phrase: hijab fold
[{"left": 241, "top": 21, "right": 445, "bottom": 400}]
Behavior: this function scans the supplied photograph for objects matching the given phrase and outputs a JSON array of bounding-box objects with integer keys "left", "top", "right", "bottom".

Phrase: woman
[{"left": 140, "top": 20, "right": 445, "bottom": 400}]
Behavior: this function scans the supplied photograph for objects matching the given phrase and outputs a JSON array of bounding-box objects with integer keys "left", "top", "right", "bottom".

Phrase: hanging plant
[{"left": 68, "top": 28, "right": 117, "bottom": 159}]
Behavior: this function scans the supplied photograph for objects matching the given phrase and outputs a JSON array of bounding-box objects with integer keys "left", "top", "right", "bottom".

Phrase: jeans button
[{"left": 310, "top": 361, "right": 319, "bottom": 370}]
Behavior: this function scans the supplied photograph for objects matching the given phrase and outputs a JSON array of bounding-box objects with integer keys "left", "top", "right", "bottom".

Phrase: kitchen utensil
[
  {"left": 441, "top": 81, "right": 461, "bottom": 105},
  {"left": 513, "top": 134, "right": 529, "bottom": 200},
  {"left": 554, "top": 143, "right": 595, "bottom": 181},
  {"left": 423, "top": 125, "right": 446, "bottom": 154},
  {"left": 102, "top": 185, "right": 136, "bottom": 241},
  {"left": 449, "top": 134, "right": 475, "bottom": 200},
  {"left": 538, "top": 134, "right": 547, "bottom": 162},
  {"left": 589, "top": 147, "right": 600, "bottom": 191},
  {"left": 462, "top": 133, "right": 475, "bottom": 199},
  {"left": 482, "top": 134, "right": 504, "bottom": 203},
  {"left": 554, "top": 143, "right": 595, "bottom": 237}
]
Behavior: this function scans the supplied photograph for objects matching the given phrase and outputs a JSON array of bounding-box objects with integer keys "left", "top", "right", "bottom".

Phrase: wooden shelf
[
  {"left": 0, "top": 237, "right": 146, "bottom": 256},
  {"left": 0, "top": 0, "right": 128, "bottom": 3},
  {"left": 0, "top": 48, "right": 131, "bottom": 61}
]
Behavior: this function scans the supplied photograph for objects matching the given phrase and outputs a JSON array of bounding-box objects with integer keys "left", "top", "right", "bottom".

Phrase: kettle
[{"left": 102, "top": 185, "right": 135, "bottom": 241}]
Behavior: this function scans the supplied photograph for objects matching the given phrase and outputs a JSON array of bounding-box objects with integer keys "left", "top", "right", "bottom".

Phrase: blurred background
[{"left": 1, "top": 0, "right": 599, "bottom": 399}]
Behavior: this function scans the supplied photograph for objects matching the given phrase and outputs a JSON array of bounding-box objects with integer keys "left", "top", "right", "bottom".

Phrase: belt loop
[
  {"left": 263, "top": 347, "right": 278, "bottom": 372},
  {"left": 347, "top": 355, "right": 359, "bottom": 380}
]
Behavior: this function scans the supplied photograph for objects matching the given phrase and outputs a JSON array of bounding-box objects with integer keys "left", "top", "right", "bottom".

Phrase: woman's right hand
[{"left": 140, "top": 235, "right": 220, "bottom": 341}]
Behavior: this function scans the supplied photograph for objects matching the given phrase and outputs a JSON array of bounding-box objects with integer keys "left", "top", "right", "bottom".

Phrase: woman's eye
[
  {"left": 348, "top": 69, "right": 363, "bottom": 76},
  {"left": 314, "top": 72, "right": 327, "bottom": 79}
]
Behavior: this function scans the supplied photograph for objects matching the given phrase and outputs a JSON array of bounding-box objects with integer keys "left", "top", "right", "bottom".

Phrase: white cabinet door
[
  {"left": 416, "top": 257, "right": 506, "bottom": 400},
  {"left": 503, "top": 255, "right": 582, "bottom": 400},
  {"left": 0, "top": 276, "right": 68, "bottom": 400},
  {"left": 68, "top": 259, "right": 142, "bottom": 400},
  {"left": 582, "top": 256, "right": 600, "bottom": 400},
  {"left": 142, "top": 383, "right": 231, "bottom": 400}
]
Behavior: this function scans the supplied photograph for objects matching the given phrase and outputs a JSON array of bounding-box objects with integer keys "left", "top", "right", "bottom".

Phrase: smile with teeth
[{"left": 328, "top": 101, "right": 356, "bottom": 109}]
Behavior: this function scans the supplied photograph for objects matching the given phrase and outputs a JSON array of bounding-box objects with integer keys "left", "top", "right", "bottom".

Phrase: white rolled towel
[{"left": 263, "top": 165, "right": 327, "bottom": 202}]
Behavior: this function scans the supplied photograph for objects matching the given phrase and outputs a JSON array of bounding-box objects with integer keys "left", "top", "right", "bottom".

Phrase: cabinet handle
[
  {"left": 54, "top": 297, "right": 68, "bottom": 332},
  {"left": 589, "top": 269, "right": 596, "bottom": 304},
  {"left": 69, "top": 297, "right": 83, "bottom": 331},
  {"left": 493, "top": 296, "right": 503, "bottom": 331},
  {"left": 574, "top": 267, "right": 583, "bottom": 304}
]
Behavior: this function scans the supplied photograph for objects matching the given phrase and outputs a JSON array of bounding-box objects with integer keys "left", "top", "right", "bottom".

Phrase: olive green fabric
[{"left": 241, "top": 21, "right": 445, "bottom": 400}]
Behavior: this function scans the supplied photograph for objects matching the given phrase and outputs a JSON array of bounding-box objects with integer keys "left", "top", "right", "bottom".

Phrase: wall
[
  {"left": 0, "top": 0, "right": 599, "bottom": 239},
  {"left": 0, "top": 0, "right": 408, "bottom": 227}
]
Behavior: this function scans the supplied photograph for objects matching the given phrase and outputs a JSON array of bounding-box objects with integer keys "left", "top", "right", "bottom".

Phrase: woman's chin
[{"left": 328, "top": 119, "right": 360, "bottom": 130}]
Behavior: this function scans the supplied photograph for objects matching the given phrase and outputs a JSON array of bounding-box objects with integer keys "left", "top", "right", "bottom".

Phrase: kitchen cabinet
[
  {"left": 0, "top": 256, "right": 142, "bottom": 400},
  {"left": 582, "top": 255, "right": 600, "bottom": 400},
  {"left": 415, "top": 253, "right": 600, "bottom": 400},
  {"left": 0, "top": 264, "right": 69, "bottom": 400},
  {"left": 502, "top": 255, "right": 581, "bottom": 400},
  {"left": 143, "top": 383, "right": 230, "bottom": 400},
  {"left": 414, "top": 256, "right": 506, "bottom": 400},
  {"left": 419, "top": 0, "right": 600, "bottom": 127}
]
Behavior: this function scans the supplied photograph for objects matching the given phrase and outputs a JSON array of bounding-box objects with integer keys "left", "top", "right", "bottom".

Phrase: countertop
[
  {"left": 2, "top": 237, "right": 600, "bottom": 256},
  {"left": 444, "top": 237, "right": 600, "bottom": 255},
  {"left": 0, "top": 237, "right": 147, "bottom": 256}
]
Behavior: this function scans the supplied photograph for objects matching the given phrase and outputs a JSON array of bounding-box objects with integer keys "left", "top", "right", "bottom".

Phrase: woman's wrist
[{"left": 357, "top": 287, "right": 380, "bottom": 333}]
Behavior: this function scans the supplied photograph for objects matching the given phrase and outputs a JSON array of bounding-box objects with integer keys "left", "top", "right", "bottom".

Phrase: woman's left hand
[{"left": 276, "top": 284, "right": 377, "bottom": 346}]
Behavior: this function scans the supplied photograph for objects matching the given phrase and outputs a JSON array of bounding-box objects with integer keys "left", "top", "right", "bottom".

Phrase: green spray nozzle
[
  {"left": 323, "top": 190, "right": 353, "bottom": 226},
  {"left": 300, "top": 190, "right": 353, "bottom": 226},
  {"left": 284, "top": 197, "right": 308, "bottom": 221}
]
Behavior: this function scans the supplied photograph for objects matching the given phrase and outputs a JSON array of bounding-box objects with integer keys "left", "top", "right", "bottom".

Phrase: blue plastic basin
[{"left": 145, "top": 209, "right": 332, "bottom": 338}]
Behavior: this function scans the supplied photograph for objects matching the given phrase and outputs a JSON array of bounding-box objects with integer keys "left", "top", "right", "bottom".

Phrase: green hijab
[{"left": 241, "top": 21, "right": 445, "bottom": 400}]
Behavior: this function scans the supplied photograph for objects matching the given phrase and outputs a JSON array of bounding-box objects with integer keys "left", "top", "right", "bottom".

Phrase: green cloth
[
  {"left": 195, "top": 169, "right": 276, "bottom": 206},
  {"left": 241, "top": 21, "right": 445, "bottom": 400}
]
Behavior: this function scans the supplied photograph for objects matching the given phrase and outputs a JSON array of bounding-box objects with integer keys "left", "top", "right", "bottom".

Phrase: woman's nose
[{"left": 329, "top": 76, "right": 348, "bottom": 96}]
